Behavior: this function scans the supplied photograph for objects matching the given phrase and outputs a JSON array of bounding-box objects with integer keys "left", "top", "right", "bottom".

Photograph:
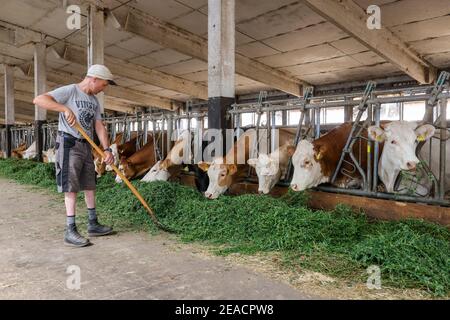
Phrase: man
[{"left": 34, "top": 64, "right": 116, "bottom": 247}]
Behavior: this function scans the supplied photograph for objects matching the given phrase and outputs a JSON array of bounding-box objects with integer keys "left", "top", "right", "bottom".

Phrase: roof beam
[
  {"left": 303, "top": 0, "right": 437, "bottom": 84},
  {"left": 0, "top": 73, "right": 137, "bottom": 114},
  {"left": 14, "top": 59, "right": 178, "bottom": 111},
  {"left": 50, "top": 44, "right": 207, "bottom": 99},
  {"left": 107, "top": 7, "right": 307, "bottom": 96}
]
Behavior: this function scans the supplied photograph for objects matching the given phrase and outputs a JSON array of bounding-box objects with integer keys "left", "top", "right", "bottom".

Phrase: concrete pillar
[
  {"left": 88, "top": 4, "right": 105, "bottom": 114},
  {"left": 4, "top": 64, "right": 14, "bottom": 157},
  {"left": 34, "top": 42, "right": 47, "bottom": 161},
  {"left": 208, "top": 0, "right": 235, "bottom": 156}
]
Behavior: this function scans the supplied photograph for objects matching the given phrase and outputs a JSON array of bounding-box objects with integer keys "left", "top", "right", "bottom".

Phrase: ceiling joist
[
  {"left": 107, "top": 6, "right": 307, "bottom": 96},
  {"left": 303, "top": 0, "right": 437, "bottom": 84}
]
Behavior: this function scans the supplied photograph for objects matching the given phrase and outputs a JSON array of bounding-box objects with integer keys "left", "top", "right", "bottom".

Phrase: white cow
[
  {"left": 22, "top": 142, "right": 37, "bottom": 160},
  {"left": 368, "top": 121, "right": 435, "bottom": 192},
  {"left": 247, "top": 142, "right": 293, "bottom": 194}
]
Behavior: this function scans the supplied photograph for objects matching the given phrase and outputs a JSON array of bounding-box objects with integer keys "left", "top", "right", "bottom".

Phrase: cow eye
[{"left": 391, "top": 140, "right": 397, "bottom": 145}]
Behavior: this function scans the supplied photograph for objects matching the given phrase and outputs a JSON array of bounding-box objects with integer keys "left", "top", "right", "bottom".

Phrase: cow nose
[
  {"left": 407, "top": 161, "right": 417, "bottom": 170},
  {"left": 291, "top": 184, "right": 298, "bottom": 191},
  {"left": 205, "top": 192, "right": 212, "bottom": 199},
  {"left": 258, "top": 190, "right": 263, "bottom": 195}
]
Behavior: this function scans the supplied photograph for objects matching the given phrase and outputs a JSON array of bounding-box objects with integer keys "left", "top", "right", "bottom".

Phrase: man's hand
[
  {"left": 103, "top": 151, "right": 114, "bottom": 166},
  {"left": 64, "top": 108, "right": 76, "bottom": 127}
]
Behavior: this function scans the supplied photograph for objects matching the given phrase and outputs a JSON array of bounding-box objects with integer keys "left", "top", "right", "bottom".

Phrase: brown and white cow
[
  {"left": 289, "top": 122, "right": 369, "bottom": 192},
  {"left": 199, "top": 128, "right": 294, "bottom": 199},
  {"left": 115, "top": 134, "right": 161, "bottom": 183},
  {"left": 43, "top": 148, "right": 56, "bottom": 163},
  {"left": 93, "top": 132, "right": 140, "bottom": 177},
  {"left": 141, "top": 130, "right": 190, "bottom": 182},
  {"left": 11, "top": 142, "right": 27, "bottom": 159}
]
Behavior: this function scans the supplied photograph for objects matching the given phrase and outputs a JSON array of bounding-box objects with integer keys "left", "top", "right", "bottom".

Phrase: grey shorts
[{"left": 55, "top": 134, "right": 96, "bottom": 193}]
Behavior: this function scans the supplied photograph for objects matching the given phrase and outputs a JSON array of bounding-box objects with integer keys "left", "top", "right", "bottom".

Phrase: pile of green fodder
[{"left": 0, "top": 158, "right": 449, "bottom": 296}]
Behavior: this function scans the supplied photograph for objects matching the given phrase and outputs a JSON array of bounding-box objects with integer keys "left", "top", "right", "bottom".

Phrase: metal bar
[
  {"left": 439, "top": 96, "right": 447, "bottom": 200},
  {"left": 315, "top": 107, "right": 321, "bottom": 138},
  {"left": 229, "top": 93, "right": 450, "bottom": 114},
  {"left": 372, "top": 103, "right": 381, "bottom": 192},
  {"left": 271, "top": 110, "right": 277, "bottom": 154}
]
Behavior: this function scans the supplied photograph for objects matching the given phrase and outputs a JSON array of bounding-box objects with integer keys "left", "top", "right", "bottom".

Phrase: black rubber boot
[
  {"left": 64, "top": 224, "right": 90, "bottom": 247},
  {"left": 88, "top": 218, "right": 113, "bottom": 237}
]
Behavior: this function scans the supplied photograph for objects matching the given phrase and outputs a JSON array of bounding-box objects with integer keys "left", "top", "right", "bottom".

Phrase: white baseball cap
[{"left": 86, "top": 64, "right": 117, "bottom": 85}]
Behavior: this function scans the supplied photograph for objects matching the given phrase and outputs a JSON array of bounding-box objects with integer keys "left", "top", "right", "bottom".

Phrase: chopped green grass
[{"left": 0, "top": 158, "right": 448, "bottom": 296}]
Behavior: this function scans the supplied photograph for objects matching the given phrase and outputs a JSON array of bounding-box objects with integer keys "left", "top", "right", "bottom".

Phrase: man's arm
[
  {"left": 95, "top": 120, "right": 114, "bottom": 165},
  {"left": 33, "top": 94, "right": 76, "bottom": 126},
  {"left": 95, "top": 120, "right": 109, "bottom": 150}
]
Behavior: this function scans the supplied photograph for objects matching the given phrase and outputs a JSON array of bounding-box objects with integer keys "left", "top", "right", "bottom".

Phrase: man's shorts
[{"left": 55, "top": 133, "right": 96, "bottom": 193}]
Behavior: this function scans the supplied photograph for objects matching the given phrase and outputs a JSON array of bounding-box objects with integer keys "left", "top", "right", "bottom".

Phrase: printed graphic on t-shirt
[{"left": 75, "top": 100, "right": 97, "bottom": 135}]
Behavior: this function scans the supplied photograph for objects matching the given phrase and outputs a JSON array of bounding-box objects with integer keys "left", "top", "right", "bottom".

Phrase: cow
[
  {"left": 247, "top": 140, "right": 294, "bottom": 194},
  {"left": 11, "top": 143, "right": 27, "bottom": 159},
  {"left": 115, "top": 135, "right": 160, "bottom": 183},
  {"left": 142, "top": 130, "right": 190, "bottom": 182},
  {"left": 22, "top": 141, "right": 37, "bottom": 160},
  {"left": 368, "top": 121, "right": 435, "bottom": 193},
  {"left": 198, "top": 128, "right": 294, "bottom": 199},
  {"left": 289, "top": 122, "right": 370, "bottom": 192},
  {"left": 93, "top": 132, "right": 140, "bottom": 177},
  {"left": 43, "top": 148, "right": 56, "bottom": 163}
]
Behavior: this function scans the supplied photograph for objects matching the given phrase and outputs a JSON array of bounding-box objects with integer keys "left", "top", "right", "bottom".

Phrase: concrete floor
[{"left": 0, "top": 177, "right": 316, "bottom": 300}]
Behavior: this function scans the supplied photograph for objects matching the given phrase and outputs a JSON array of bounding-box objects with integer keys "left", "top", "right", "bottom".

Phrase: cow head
[
  {"left": 92, "top": 148, "right": 106, "bottom": 177},
  {"left": 289, "top": 140, "right": 328, "bottom": 192},
  {"left": 247, "top": 153, "right": 281, "bottom": 194},
  {"left": 142, "top": 159, "right": 172, "bottom": 182},
  {"left": 368, "top": 121, "right": 435, "bottom": 191},
  {"left": 198, "top": 158, "right": 237, "bottom": 199},
  {"left": 43, "top": 148, "right": 56, "bottom": 163},
  {"left": 115, "top": 157, "right": 136, "bottom": 183}
]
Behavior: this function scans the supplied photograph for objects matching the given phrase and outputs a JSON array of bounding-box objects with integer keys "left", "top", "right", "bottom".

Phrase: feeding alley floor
[{"left": 0, "top": 177, "right": 315, "bottom": 300}]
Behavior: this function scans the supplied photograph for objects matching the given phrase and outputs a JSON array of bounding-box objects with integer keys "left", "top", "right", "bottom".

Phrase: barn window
[{"left": 403, "top": 101, "right": 425, "bottom": 121}]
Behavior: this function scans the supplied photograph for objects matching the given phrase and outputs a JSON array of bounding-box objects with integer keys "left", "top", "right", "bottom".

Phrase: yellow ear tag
[
  {"left": 376, "top": 136, "right": 384, "bottom": 142},
  {"left": 315, "top": 152, "right": 322, "bottom": 160},
  {"left": 417, "top": 135, "right": 425, "bottom": 142}
]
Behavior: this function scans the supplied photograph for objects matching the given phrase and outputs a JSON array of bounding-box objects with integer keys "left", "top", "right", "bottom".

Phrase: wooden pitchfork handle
[{"left": 73, "top": 122, "right": 171, "bottom": 232}]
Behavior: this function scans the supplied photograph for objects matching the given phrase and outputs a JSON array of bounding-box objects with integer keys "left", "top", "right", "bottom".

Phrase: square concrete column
[
  {"left": 4, "top": 64, "right": 15, "bottom": 157},
  {"left": 88, "top": 4, "right": 105, "bottom": 114},
  {"left": 34, "top": 42, "right": 47, "bottom": 161},
  {"left": 208, "top": 0, "right": 235, "bottom": 156}
]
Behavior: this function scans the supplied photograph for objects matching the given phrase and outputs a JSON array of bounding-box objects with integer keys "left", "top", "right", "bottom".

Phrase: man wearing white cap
[{"left": 34, "top": 64, "right": 117, "bottom": 247}]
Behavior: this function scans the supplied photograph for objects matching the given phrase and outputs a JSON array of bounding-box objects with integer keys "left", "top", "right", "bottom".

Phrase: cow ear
[
  {"left": 415, "top": 124, "right": 435, "bottom": 142},
  {"left": 161, "top": 158, "right": 171, "bottom": 169},
  {"left": 368, "top": 126, "right": 386, "bottom": 142},
  {"left": 198, "top": 161, "right": 210, "bottom": 172},
  {"left": 247, "top": 158, "right": 258, "bottom": 167},
  {"left": 287, "top": 145, "right": 296, "bottom": 157},
  {"left": 228, "top": 164, "right": 238, "bottom": 175},
  {"left": 314, "top": 145, "right": 327, "bottom": 161}
]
